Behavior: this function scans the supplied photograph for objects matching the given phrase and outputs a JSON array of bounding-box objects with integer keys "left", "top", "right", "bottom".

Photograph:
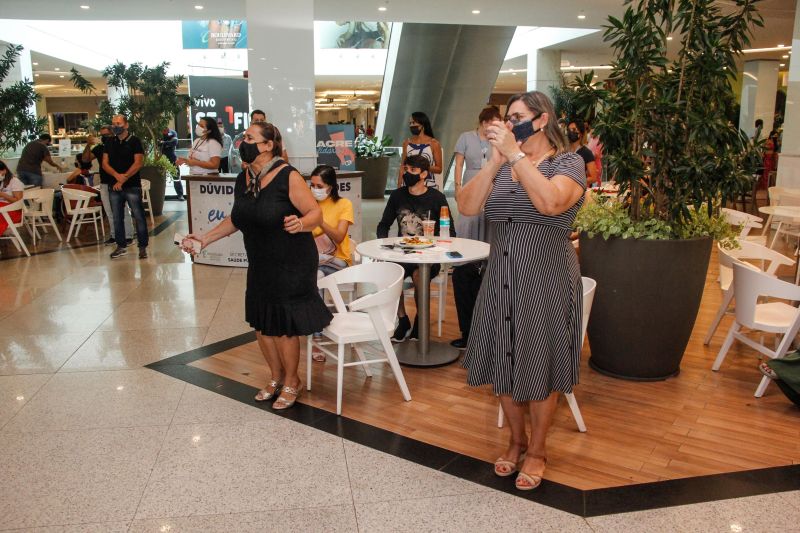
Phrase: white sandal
[
  {"left": 254, "top": 379, "right": 283, "bottom": 402},
  {"left": 272, "top": 384, "right": 301, "bottom": 410}
]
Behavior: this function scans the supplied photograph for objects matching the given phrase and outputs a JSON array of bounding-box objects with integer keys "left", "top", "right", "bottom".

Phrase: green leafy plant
[
  {"left": 550, "top": 71, "right": 603, "bottom": 124},
  {"left": 575, "top": 195, "right": 738, "bottom": 246},
  {"left": 71, "top": 62, "right": 192, "bottom": 157},
  {"left": 355, "top": 133, "right": 393, "bottom": 158},
  {"left": 143, "top": 153, "right": 178, "bottom": 180},
  {"left": 569, "top": 0, "right": 763, "bottom": 240},
  {"left": 0, "top": 44, "right": 46, "bottom": 155}
]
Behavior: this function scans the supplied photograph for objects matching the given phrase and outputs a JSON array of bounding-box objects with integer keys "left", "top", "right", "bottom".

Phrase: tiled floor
[{"left": 0, "top": 200, "right": 798, "bottom": 531}]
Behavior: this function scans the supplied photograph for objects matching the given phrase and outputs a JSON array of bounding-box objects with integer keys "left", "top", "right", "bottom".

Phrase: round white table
[
  {"left": 356, "top": 237, "right": 490, "bottom": 367},
  {"left": 758, "top": 205, "right": 800, "bottom": 238}
]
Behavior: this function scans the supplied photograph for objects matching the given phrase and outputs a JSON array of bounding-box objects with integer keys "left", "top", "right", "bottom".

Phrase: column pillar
[
  {"left": 777, "top": 6, "right": 800, "bottom": 188},
  {"left": 245, "top": 0, "right": 316, "bottom": 173},
  {"left": 739, "top": 60, "right": 779, "bottom": 139},
  {"left": 526, "top": 49, "right": 561, "bottom": 93}
]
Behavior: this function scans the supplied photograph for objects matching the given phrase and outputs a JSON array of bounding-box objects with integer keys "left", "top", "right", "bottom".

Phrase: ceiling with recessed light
[{"left": 1, "top": 0, "right": 795, "bottom": 99}]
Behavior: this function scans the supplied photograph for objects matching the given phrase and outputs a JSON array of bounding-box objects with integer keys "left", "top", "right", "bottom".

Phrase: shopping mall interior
[{"left": 1, "top": 1, "right": 799, "bottom": 531}]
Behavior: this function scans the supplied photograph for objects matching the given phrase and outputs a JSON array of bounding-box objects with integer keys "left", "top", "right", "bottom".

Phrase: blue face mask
[
  {"left": 111, "top": 125, "right": 126, "bottom": 136},
  {"left": 510, "top": 113, "right": 543, "bottom": 144}
]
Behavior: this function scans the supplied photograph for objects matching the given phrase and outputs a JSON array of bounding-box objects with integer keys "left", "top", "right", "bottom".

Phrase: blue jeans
[
  {"left": 17, "top": 171, "right": 43, "bottom": 187},
  {"left": 110, "top": 186, "right": 149, "bottom": 249}
]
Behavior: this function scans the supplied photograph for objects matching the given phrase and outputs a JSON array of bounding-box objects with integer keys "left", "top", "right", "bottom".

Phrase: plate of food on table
[{"left": 396, "top": 236, "right": 435, "bottom": 249}]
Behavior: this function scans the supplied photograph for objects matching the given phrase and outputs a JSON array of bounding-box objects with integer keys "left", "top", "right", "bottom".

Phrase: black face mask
[
  {"left": 511, "top": 113, "right": 543, "bottom": 144},
  {"left": 101, "top": 134, "right": 113, "bottom": 142},
  {"left": 567, "top": 130, "right": 580, "bottom": 143},
  {"left": 403, "top": 171, "right": 422, "bottom": 187},
  {"left": 239, "top": 141, "right": 264, "bottom": 164},
  {"left": 409, "top": 126, "right": 422, "bottom": 136}
]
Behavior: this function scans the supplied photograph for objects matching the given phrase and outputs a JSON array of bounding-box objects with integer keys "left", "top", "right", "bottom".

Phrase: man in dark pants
[
  {"left": 160, "top": 128, "right": 183, "bottom": 200},
  {"left": 16, "top": 134, "right": 64, "bottom": 186},
  {"left": 104, "top": 114, "right": 149, "bottom": 259},
  {"left": 450, "top": 261, "right": 486, "bottom": 349}
]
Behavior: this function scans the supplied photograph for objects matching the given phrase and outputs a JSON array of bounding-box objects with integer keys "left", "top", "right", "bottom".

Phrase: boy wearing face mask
[
  {"left": 377, "top": 154, "right": 456, "bottom": 342},
  {"left": 567, "top": 119, "right": 598, "bottom": 186}
]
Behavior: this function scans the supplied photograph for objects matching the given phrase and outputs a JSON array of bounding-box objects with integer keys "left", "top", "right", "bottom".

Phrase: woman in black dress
[{"left": 185, "top": 122, "right": 332, "bottom": 410}]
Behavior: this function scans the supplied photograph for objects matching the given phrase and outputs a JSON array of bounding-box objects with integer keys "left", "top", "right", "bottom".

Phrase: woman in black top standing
[
  {"left": 185, "top": 122, "right": 331, "bottom": 410},
  {"left": 567, "top": 119, "right": 598, "bottom": 186}
]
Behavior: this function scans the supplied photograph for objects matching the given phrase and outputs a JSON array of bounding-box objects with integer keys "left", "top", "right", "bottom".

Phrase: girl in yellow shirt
[
  {"left": 310, "top": 165, "right": 354, "bottom": 275},
  {"left": 310, "top": 165, "right": 354, "bottom": 362}
]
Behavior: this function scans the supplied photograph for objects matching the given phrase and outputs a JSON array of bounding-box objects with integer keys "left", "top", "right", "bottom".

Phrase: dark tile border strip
[
  {"left": 147, "top": 336, "right": 800, "bottom": 517},
  {"left": 0, "top": 211, "right": 183, "bottom": 261}
]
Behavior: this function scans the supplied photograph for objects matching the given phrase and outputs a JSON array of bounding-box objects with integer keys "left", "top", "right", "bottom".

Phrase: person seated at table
[
  {"left": 65, "top": 156, "right": 92, "bottom": 186},
  {"left": 376, "top": 154, "right": 456, "bottom": 342},
  {"left": 311, "top": 165, "right": 354, "bottom": 276},
  {"left": 310, "top": 164, "right": 354, "bottom": 362},
  {"left": 0, "top": 161, "right": 24, "bottom": 237}
]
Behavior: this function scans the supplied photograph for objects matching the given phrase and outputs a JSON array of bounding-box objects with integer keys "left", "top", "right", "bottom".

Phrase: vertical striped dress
[{"left": 462, "top": 152, "right": 586, "bottom": 401}]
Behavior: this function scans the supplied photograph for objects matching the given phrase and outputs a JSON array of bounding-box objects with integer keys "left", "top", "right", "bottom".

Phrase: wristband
[
  {"left": 509, "top": 152, "right": 527, "bottom": 167},
  {"left": 298, "top": 219, "right": 304, "bottom": 232}
]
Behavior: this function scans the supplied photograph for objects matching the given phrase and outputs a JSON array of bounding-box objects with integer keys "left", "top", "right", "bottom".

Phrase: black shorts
[{"left": 401, "top": 262, "right": 441, "bottom": 280}]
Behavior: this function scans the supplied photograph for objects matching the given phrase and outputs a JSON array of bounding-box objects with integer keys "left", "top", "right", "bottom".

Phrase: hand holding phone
[{"left": 174, "top": 232, "right": 202, "bottom": 255}]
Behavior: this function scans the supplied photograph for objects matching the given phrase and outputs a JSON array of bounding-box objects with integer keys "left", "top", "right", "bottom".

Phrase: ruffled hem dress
[
  {"left": 462, "top": 152, "right": 586, "bottom": 402},
  {"left": 231, "top": 165, "right": 332, "bottom": 336}
]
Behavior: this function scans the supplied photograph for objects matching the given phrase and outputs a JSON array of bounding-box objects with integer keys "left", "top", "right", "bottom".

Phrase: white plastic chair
[
  {"left": 712, "top": 262, "right": 800, "bottom": 397},
  {"left": 0, "top": 200, "right": 30, "bottom": 257},
  {"left": 720, "top": 208, "right": 766, "bottom": 246},
  {"left": 769, "top": 190, "right": 800, "bottom": 250},
  {"left": 141, "top": 179, "right": 155, "bottom": 226},
  {"left": 61, "top": 186, "right": 104, "bottom": 242},
  {"left": 308, "top": 262, "right": 412, "bottom": 415},
  {"left": 23, "top": 188, "right": 62, "bottom": 245},
  {"left": 704, "top": 241, "right": 795, "bottom": 345},
  {"left": 498, "top": 276, "right": 596, "bottom": 432}
]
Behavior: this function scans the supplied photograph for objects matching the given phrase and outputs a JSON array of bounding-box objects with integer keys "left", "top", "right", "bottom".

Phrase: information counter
[{"left": 186, "top": 171, "right": 363, "bottom": 267}]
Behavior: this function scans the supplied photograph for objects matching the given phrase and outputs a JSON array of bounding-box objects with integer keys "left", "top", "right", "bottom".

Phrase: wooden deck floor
[{"left": 193, "top": 241, "right": 800, "bottom": 491}]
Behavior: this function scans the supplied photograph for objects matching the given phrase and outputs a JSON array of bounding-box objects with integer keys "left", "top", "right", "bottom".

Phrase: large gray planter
[
  {"left": 140, "top": 166, "right": 166, "bottom": 216},
  {"left": 578, "top": 233, "right": 713, "bottom": 381},
  {"left": 356, "top": 157, "right": 390, "bottom": 199}
]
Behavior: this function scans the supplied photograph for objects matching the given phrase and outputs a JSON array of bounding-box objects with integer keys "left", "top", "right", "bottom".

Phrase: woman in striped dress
[{"left": 459, "top": 91, "right": 586, "bottom": 490}]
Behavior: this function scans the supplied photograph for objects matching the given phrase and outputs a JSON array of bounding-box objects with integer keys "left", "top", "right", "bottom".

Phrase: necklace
[{"left": 530, "top": 148, "right": 555, "bottom": 166}]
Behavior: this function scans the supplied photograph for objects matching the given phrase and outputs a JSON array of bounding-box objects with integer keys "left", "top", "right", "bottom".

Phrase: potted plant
[
  {"left": 71, "top": 62, "right": 192, "bottom": 215},
  {"left": 355, "top": 133, "right": 393, "bottom": 198},
  {"left": 0, "top": 44, "right": 46, "bottom": 157},
  {"left": 570, "top": 0, "right": 761, "bottom": 380}
]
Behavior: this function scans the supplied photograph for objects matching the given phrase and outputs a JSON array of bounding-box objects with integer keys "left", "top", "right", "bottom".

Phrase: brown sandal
[
  {"left": 515, "top": 455, "right": 547, "bottom": 491},
  {"left": 272, "top": 384, "right": 301, "bottom": 410}
]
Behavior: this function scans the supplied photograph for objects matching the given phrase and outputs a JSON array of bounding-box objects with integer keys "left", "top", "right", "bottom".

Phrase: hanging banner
[
  {"left": 315, "top": 124, "right": 356, "bottom": 171},
  {"left": 188, "top": 76, "right": 250, "bottom": 143},
  {"left": 182, "top": 20, "right": 247, "bottom": 49},
  {"left": 316, "top": 21, "right": 390, "bottom": 49}
]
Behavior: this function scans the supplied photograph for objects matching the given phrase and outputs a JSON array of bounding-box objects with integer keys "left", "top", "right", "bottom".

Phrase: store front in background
[{"left": 186, "top": 172, "right": 363, "bottom": 267}]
